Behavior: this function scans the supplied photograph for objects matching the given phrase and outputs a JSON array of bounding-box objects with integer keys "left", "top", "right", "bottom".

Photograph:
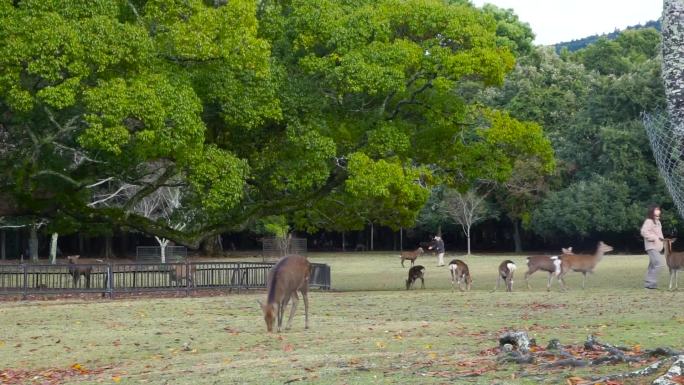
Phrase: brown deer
[
  {"left": 67, "top": 255, "right": 91, "bottom": 289},
  {"left": 558, "top": 241, "right": 613, "bottom": 290},
  {"left": 400, "top": 247, "right": 424, "bottom": 267},
  {"left": 448, "top": 259, "right": 471, "bottom": 291},
  {"left": 524, "top": 247, "right": 573, "bottom": 291},
  {"left": 406, "top": 265, "right": 425, "bottom": 290},
  {"left": 169, "top": 264, "right": 196, "bottom": 287},
  {"left": 663, "top": 238, "right": 684, "bottom": 290},
  {"left": 493, "top": 260, "right": 517, "bottom": 292},
  {"left": 259, "top": 255, "right": 310, "bottom": 333}
]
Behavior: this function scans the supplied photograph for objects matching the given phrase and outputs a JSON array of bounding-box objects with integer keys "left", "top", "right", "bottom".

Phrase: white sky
[{"left": 471, "top": 0, "right": 663, "bottom": 45}]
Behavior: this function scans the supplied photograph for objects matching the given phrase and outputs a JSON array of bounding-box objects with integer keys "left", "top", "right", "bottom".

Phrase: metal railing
[{"left": 0, "top": 261, "right": 331, "bottom": 298}]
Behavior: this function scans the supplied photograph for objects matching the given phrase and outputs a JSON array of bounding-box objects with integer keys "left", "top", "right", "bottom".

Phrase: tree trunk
[
  {"left": 466, "top": 233, "right": 471, "bottom": 255},
  {"left": 399, "top": 227, "right": 403, "bottom": 251},
  {"left": 49, "top": 232, "right": 58, "bottom": 264},
  {"left": 78, "top": 233, "right": 84, "bottom": 256},
  {"left": 662, "top": 0, "right": 684, "bottom": 133},
  {"left": 201, "top": 235, "right": 222, "bottom": 256},
  {"left": 155, "top": 237, "right": 170, "bottom": 263},
  {"left": 1, "top": 230, "right": 5, "bottom": 260},
  {"left": 370, "top": 223, "right": 374, "bottom": 251},
  {"left": 104, "top": 235, "right": 114, "bottom": 259},
  {"left": 512, "top": 218, "right": 523, "bottom": 253},
  {"left": 342, "top": 231, "right": 346, "bottom": 252},
  {"left": 29, "top": 225, "right": 38, "bottom": 261}
]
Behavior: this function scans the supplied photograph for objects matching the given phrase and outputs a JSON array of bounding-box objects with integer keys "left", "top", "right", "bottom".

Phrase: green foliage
[
  {"left": 185, "top": 145, "right": 249, "bottom": 213},
  {"left": 531, "top": 176, "right": 642, "bottom": 237},
  {"left": 254, "top": 215, "right": 290, "bottom": 237},
  {"left": 481, "top": 4, "right": 535, "bottom": 56},
  {"left": 575, "top": 28, "right": 661, "bottom": 76}
]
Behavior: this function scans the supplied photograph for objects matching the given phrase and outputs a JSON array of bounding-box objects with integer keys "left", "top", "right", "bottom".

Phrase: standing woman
[{"left": 640, "top": 204, "right": 665, "bottom": 289}]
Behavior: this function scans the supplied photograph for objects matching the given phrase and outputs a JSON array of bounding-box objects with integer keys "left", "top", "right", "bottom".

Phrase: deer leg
[
  {"left": 558, "top": 271, "right": 567, "bottom": 291},
  {"left": 277, "top": 299, "right": 286, "bottom": 332},
  {"left": 546, "top": 272, "right": 553, "bottom": 291},
  {"left": 420, "top": 275, "right": 425, "bottom": 289},
  {"left": 675, "top": 270, "right": 679, "bottom": 290},
  {"left": 582, "top": 272, "right": 587, "bottom": 289},
  {"left": 285, "top": 293, "right": 299, "bottom": 330},
  {"left": 302, "top": 290, "right": 309, "bottom": 329},
  {"left": 672, "top": 270, "right": 678, "bottom": 291},
  {"left": 401, "top": 258, "right": 404, "bottom": 268}
]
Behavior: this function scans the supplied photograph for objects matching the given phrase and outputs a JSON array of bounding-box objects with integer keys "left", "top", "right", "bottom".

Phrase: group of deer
[
  {"left": 258, "top": 238, "right": 684, "bottom": 332},
  {"left": 509, "top": 241, "right": 615, "bottom": 292},
  {"left": 400, "top": 241, "right": 617, "bottom": 293}
]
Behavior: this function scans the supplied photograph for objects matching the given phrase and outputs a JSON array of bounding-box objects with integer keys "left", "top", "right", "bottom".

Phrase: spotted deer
[
  {"left": 493, "top": 260, "right": 517, "bottom": 292},
  {"left": 448, "top": 259, "right": 472, "bottom": 291},
  {"left": 524, "top": 247, "right": 573, "bottom": 291}
]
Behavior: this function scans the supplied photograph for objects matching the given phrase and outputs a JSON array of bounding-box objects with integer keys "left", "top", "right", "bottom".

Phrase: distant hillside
[{"left": 554, "top": 20, "right": 661, "bottom": 52}]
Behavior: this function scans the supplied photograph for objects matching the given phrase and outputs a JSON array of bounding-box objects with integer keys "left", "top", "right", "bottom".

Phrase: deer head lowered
[{"left": 258, "top": 255, "right": 310, "bottom": 333}]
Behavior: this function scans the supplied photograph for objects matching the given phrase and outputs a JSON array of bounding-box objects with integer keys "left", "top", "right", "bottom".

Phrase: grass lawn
[{"left": 1, "top": 251, "right": 683, "bottom": 384}]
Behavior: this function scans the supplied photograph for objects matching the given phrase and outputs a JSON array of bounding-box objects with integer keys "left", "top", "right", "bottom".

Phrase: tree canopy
[{"left": 0, "top": 0, "right": 554, "bottom": 247}]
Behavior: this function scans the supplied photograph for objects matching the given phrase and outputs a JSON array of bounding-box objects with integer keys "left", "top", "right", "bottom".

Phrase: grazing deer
[
  {"left": 400, "top": 247, "right": 424, "bottom": 267},
  {"left": 524, "top": 247, "right": 573, "bottom": 291},
  {"left": 406, "top": 265, "right": 425, "bottom": 290},
  {"left": 663, "top": 238, "right": 684, "bottom": 290},
  {"left": 169, "top": 264, "right": 196, "bottom": 287},
  {"left": 67, "top": 255, "right": 92, "bottom": 289},
  {"left": 259, "top": 255, "right": 310, "bottom": 333},
  {"left": 448, "top": 259, "right": 472, "bottom": 291},
  {"left": 558, "top": 241, "right": 613, "bottom": 290},
  {"left": 493, "top": 260, "right": 517, "bottom": 292}
]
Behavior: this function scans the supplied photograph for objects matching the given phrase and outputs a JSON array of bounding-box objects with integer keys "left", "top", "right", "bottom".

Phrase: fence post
[
  {"left": 21, "top": 263, "right": 27, "bottom": 300},
  {"left": 326, "top": 264, "right": 331, "bottom": 290},
  {"left": 236, "top": 263, "right": 241, "bottom": 294},
  {"left": 185, "top": 260, "right": 190, "bottom": 297},
  {"left": 107, "top": 263, "right": 113, "bottom": 298}
]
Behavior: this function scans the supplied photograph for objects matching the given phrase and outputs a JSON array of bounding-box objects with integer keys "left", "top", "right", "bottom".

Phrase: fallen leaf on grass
[
  {"left": 112, "top": 375, "right": 122, "bottom": 383},
  {"left": 566, "top": 376, "right": 584, "bottom": 385},
  {"left": 671, "top": 375, "right": 684, "bottom": 384},
  {"left": 71, "top": 363, "right": 88, "bottom": 374},
  {"left": 283, "top": 344, "right": 294, "bottom": 352}
]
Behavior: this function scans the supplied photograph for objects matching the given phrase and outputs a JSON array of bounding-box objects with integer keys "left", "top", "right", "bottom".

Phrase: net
[{"left": 643, "top": 111, "right": 684, "bottom": 219}]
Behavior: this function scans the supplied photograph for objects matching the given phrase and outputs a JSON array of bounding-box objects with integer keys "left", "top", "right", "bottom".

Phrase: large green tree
[{"left": 1, "top": 0, "right": 553, "bottom": 247}]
